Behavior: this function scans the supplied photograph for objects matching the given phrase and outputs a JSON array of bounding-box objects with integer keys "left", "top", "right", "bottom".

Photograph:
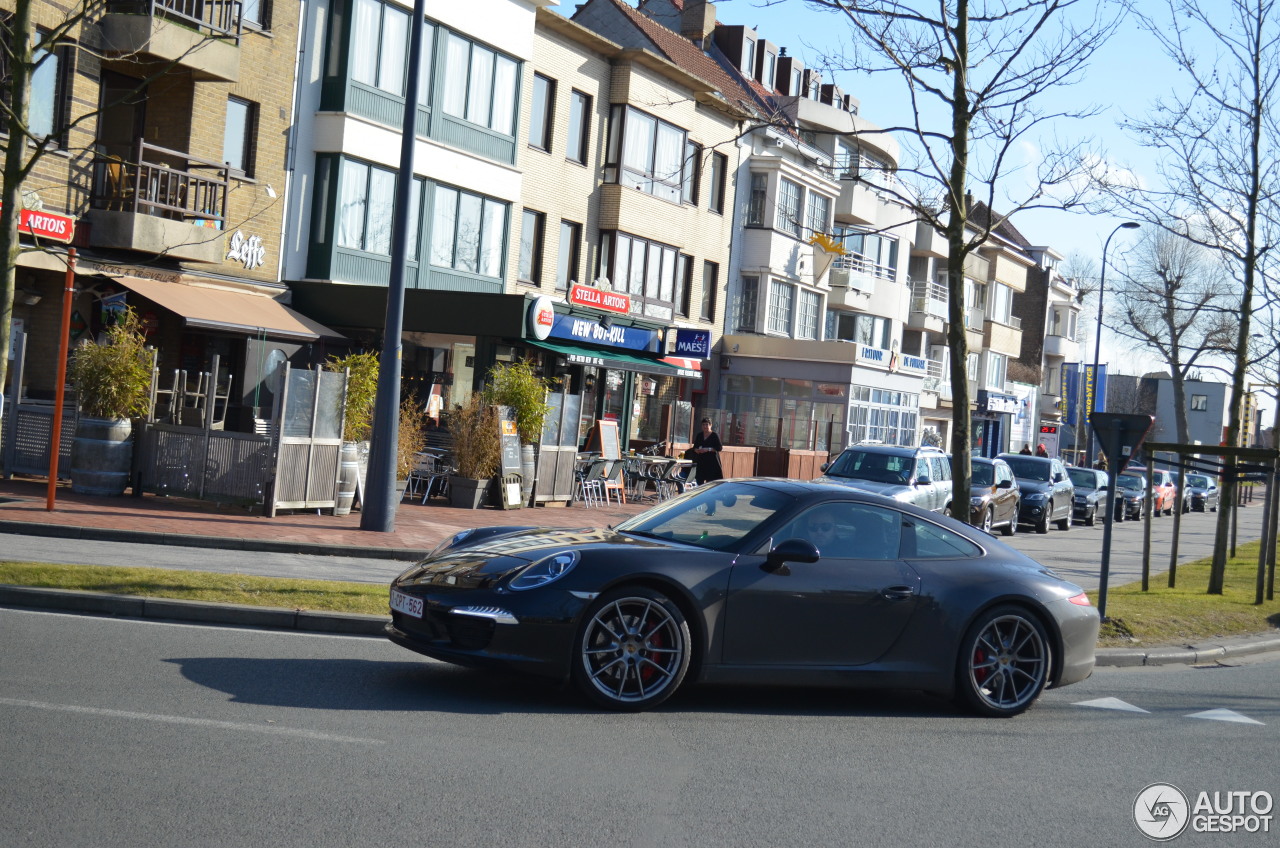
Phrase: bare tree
[
  {"left": 1108, "top": 0, "right": 1280, "bottom": 593},
  {"left": 793, "top": 0, "right": 1121, "bottom": 516},
  {"left": 1107, "top": 229, "right": 1237, "bottom": 444}
]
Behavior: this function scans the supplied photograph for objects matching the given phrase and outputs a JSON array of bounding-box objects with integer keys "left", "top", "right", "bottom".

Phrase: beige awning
[{"left": 108, "top": 275, "right": 341, "bottom": 341}]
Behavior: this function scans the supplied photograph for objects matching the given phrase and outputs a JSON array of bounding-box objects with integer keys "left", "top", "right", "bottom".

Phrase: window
[
  {"left": 430, "top": 184, "right": 507, "bottom": 278},
  {"left": 351, "top": 0, "right": 409, "bottom": 96},
  {"left": 797, "top": 289, "right": 821, "bottom": 340},
  {"left": 528, "top": 74, "right": 553, "bottom": 150},
  {"left": 601, "top": 231, "right": 680, "bottom": 321},
  {"left": 776, "top": 178, "right": 802, "bottom": 237},
  {"left": 518, "top": 209, "right": 544, "bottom": 284},
  {"left": 903, "top": 519, "right": 980, "bottom": 559},
  {"left": 1191, "top": 394, "right": 1208, "bottom": 412},
  {"left": 708, "top": 151, "right": 727, "bottom": 213},
  {"left": 676, "top": 254, "right": 693, "bottom": 317},
  {"left": 742, "top": 37, "right": 755, "bottom": 75},
  {"left": 557, "top": 220, "right": 581, "bottom": 290},
  {"left": 241, "top": 0, "right": 267, "bottom": 28},
  {"left": 767, "top": 279, "right": 794, "bottom": 334},
  {"left": 223, "top": 97, "right": 256, "bottom": 176},
  {"left": 988, "top": 282, "right": 1012, "bottom": 324},
  {"left": 746, "top": 173, "right": 767, "bottom": 226},
  {"left": 702, "top": 261, "right": 719, "bottom": 322},
  {"left": 845, "top": 385, "right": 919, "bottom": 446},
  {"left": 1048, "top": 308, "right": 1062, "bottom": 336},
  {"left": 681, "top": 140, "right": 701, "bottom": 204},
  {"left": 735, "top": 275, "right": 760, "bottom": 332},
  {"left": 835, "top": 226, "right": 898, "bottom": 277},
  {"left": 762, "top": 50, "right": 777, "bottom": 88},
  {"left": 607, "top": 106, "right": 688, "bottom": 203},
  {"left": 337, "top": 159, "right": 397, "bottom": 255},
  {"left": 566, "top": 90, "right": 590, "bottom": 163},
  {"left": 25, "top": 46, "right": 67, "bottom": 141},
  {"left": 790, "top": 67, "right": 801, "bottom": 97},
  {"left": 806, "top": 190, "right": 830, "bottom": 236},
  {"left": 441, "top": 32, "right": 518, "bottom": 135},
  {"left": 986, "top": 352, "right": 1006, "bottom": 389}
]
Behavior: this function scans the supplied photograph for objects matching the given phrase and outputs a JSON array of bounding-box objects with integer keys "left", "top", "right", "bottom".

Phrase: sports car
[{"left": 386, "top": 479, "right": 1099, "bottom": 717}]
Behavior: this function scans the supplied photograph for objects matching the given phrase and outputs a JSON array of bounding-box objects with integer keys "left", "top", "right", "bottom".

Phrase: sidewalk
[{"left": 0, "top": 476, "right": 648, "bottom": 560}]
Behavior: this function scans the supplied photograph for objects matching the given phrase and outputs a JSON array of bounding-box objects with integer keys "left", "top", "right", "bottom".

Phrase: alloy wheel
[
  {"left": 959, "top": 608, "right": 1049, "bottom": 717},
  {"left": 576, "top": 589, "right": 690, "bottom": 710}
]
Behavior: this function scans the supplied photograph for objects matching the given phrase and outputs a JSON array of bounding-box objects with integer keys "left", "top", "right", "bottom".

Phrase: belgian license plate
[{"left": 390, "top": 589, "right": 423, "bottom": 619}]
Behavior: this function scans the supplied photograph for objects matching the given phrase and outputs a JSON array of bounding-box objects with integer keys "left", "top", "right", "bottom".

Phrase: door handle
[{"left": 881, "top": 586, "right": 915, "bottom": 600}]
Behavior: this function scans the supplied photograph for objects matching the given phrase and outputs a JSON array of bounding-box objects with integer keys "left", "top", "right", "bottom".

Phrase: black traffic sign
[{"left": 1089, "top": 412, "right": 1155, "bottom": 468}]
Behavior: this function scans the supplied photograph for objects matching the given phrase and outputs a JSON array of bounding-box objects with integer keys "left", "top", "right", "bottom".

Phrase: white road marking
[
  {"left": 1186, "top": 708, "right": 1265, "bottom": 725},
  {"left": 0, "top": 697, "right": 385, "bottom": 744},
  {"left": 1074, "top": 697, "right": 1150, "bottom": 713}
]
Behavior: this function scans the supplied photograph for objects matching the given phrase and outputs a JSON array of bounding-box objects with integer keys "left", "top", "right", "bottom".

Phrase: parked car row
[{"left": 817, "top": 442, "right": 1223, "bottom": 535}]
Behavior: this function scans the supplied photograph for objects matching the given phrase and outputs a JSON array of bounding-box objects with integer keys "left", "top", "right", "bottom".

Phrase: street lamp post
[{"left": 1087, "top": 221, "right": 1141, "bottom": 467}]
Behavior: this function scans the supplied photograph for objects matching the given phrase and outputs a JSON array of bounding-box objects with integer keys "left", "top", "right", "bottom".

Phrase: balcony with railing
[
  {"left": 1043, "top": 333, "right": 1077, "bottom": 359},
  {"left": 102, "top": 0, "right": 243, "bottom": 81},
  {"left": 827, "top": 251, "right": 894, "bottom": 307},
  {"left": 88, "top": 140, "right": 229, "bottom": 264},
  {"left": 983, "top": 315, "right": 1024, "bottom": 356},
  {"left": 908, "top": 279, "right": 947, "bottom": 332}
]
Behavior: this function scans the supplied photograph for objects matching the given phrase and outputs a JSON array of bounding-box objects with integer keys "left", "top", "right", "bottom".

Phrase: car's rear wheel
[
  {"left": 981, "top": 507, "right": 993, "bottom": 533},
  {"left": 572, "top": 586, "right": 691, "bottom": 711},
  {"left": 956, "top": 606, "right": 1050, "bottom": 718}
]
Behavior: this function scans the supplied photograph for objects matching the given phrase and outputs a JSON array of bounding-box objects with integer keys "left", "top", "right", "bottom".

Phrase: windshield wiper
[{"left": 618, "top": 528, "right": 666, "bottom": 541}]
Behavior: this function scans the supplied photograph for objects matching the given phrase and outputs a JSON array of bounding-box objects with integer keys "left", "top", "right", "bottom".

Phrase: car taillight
[{"left": 1067, "top": 592, "right": 1092, "bottom": 606}]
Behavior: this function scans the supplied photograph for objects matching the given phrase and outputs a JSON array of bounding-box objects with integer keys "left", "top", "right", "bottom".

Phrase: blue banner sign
[
  {"left": 674, "top": 328, "right": 711, "bottom": 359},
  {"left": 1063, "top": 362, "right": 1108, "bottom": 426},
  {"left": 547, "top": 313, "right": 660, "bottom": 352}
]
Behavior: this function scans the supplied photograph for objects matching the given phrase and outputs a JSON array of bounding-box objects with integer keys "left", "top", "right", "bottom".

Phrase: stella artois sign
[
  {"left": 0, "top": 202, "right": 75, "bottom": 243},
  {"left": 570, "top": 281, "right": 630, "bottom": 314}
]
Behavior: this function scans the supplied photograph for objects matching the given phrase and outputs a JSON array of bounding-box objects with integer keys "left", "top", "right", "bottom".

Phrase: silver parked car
[{"left": 818, "top": 444, "right": 955, "bottom": 514}]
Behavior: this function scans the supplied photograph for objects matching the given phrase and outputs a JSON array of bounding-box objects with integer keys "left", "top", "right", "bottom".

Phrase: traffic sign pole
[{"left": 1089, "top": 412, "right": 1155, "bottom": 620}]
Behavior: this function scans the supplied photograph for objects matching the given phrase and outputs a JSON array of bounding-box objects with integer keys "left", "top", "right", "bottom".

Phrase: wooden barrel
[
  {"left": 520, "top": 443, "right": 536, "bottom": 506},
  {"left": 335, "top": 441, "right": 359, "bottom": 515},
  {"left": 70, "top": 417, "right": 133, "bottom": 496}
]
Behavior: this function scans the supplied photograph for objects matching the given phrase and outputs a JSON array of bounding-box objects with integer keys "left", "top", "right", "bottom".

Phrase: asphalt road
[{"left": 2, "top": 608, "right": 1275, "bottom": 848}]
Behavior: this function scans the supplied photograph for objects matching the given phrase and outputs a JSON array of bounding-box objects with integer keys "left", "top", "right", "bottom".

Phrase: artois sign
[{"left": 0, "top": 202, "right": 75, "bottom": 243}]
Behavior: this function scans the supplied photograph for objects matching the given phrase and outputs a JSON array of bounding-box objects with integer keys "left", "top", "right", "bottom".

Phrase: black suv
[
  {"left": 998, "top": 453, "right": 1075, "bottom": 533},
  {"left": 819, "top": 444, "right": 954, "bottom": 514}
]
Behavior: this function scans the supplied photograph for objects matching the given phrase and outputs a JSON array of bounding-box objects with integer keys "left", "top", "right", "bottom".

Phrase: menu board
[
  {"left": 498, "top": 405, "right": 522, "bottom": 474},
  {"left": 586, "top": 419, "right": 621, "bottom": 460}
]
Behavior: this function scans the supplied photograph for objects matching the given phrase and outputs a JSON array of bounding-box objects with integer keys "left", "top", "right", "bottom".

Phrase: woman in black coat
[{"left": 689, "top": 417, "right": 724, "bottom": 484}]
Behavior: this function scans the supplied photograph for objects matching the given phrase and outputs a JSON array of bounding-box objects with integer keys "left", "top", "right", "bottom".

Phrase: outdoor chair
[
  {"left": 602, "top": 459, "right": 627, "bottom": 505},
  {"left": 574, "top": 458, "right": 609, "bottom": 508}
]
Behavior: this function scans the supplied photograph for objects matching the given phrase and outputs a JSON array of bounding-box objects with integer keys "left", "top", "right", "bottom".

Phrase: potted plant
[
  {"left": 69, "top": 307, "right": 153, "bottom": 496},
  {"left": 325, "top": 351, "right": 380, "bottom": 514},
  {"left": 447, "top": 391, "right": 500, "bottom": 508},
  {"left": 487, "top": 360, "right": 551, "bottom": 504},
  {"left": 397, "top": 394, "right": 429, "bottom": 499}
]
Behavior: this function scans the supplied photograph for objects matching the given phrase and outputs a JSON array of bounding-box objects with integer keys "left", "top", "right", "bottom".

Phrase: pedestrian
[
  {"left": 1094, "top": 455, "right": 1108, "bottom": 471},
  {"left": 1036, "top": 443, "right": 1049, "bottom": 458},
  {"left": 687, "top": 417, "right": 724, "bottom": 484},
  {"left": 1019, "top": 444, "right": 1033, "bottom": 455}
]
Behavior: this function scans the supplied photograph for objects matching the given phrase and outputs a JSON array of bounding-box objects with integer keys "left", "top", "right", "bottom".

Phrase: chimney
[{"left": 681, "top": 0, "right": 716, "bottom": 45}]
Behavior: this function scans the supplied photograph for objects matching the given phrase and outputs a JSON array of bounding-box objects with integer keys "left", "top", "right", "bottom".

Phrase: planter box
[
  {"left": 755, "top": 448, "right": 826, "bottom": 481},
  {"left": 449, "top": 475, "right": 490, "bottom": 509},
  {"left": 720, "top": 446, "right": 757, "bottom": 478}
]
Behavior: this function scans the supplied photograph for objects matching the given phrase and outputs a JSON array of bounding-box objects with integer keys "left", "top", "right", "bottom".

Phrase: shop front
[{"left": 974, "top": 389, "right": 1020, "bottom": 458}]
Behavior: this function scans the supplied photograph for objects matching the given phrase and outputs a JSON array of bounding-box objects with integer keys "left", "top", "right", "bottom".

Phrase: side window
[
  {"left": 931, "top": 456, "right": 950, "bottom": 482},
  {"left": 901, "top": 519, "right": 982, "bottom": 559},
  {"left": 790, "top": 502, "right": 901, "bottom": 560}
]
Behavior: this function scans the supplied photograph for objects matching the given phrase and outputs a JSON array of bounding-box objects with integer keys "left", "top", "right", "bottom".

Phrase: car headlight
[
  {"left": 1025, "top": 493, "right": 1046, "bottom": 502},
  {"left": 427, "top": 528, "right": 476, "bottom": 560},
  {"left": 508, "top": 550, "right": 579, "bottom": 591},
  {"left": 970, "top": 496, "right": 984, "bottom": 507}
]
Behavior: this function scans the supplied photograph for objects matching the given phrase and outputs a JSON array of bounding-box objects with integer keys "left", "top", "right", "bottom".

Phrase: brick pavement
[{"left": 0, "top": 476, "right": 649, "bottom": 556}]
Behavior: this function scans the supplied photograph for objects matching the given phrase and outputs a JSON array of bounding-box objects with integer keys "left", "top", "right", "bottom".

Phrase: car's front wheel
[
  {"left": 572, "top": 586, "right": 691, "bottom": 711},
  {"left": 1035, "top": 504, "right": 1050, "bottom": 534},
  {"left": 955, "top": 606, "right": 1051, "bottom": 718},
  {"left": 1085, "top": 505, "right": 1097, "bottom": 527},
  {"left": 1001, "top": 504, "right": 1017, "bottom": 537},
  {"left": 981, "top": 507, "right": 994, "bottom": 533}
]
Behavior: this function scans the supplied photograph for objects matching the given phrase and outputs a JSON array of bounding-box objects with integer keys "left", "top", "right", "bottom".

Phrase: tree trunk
[{"left": 0, "top": 0, "right": 36, "bottom": 403}]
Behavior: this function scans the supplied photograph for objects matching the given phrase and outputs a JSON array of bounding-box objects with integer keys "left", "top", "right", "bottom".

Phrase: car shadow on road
[{"left": 168, "top": 656, "right": 978, "bottom": 718}]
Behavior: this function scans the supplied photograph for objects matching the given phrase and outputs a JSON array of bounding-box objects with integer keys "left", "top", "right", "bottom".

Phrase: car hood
[
  {"left": 395, "top": 528, "right": 669, "bottom": 591},
  {"left": 1015, "top": 480, "right": 1053, "bottom": 497},
  {"left": 816, "top": 475, "right": 913, "bottom": 498}
]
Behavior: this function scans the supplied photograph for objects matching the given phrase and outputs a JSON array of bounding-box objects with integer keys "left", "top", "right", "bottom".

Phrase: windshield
[
  {"left": 1187, "top": 474, "right": 1211, "bottom": 488},
  {"left": 825, "top": 449, "right": 914, "bottom": 485},
  {"left": 615, "top": 481, "right": 794, "bottom": 551},
  {"left": 971, "top": 463, "right": 994, "bottom": 487},
  {"left": 1003, "top": 456, "right": 1051, "bottom": 482},
  {"left": 1117, "top": 475, "right": 1143, "bottom": 491},
  {"left": 1068, "top": 469, "right": 1099, "bottom": 489}
]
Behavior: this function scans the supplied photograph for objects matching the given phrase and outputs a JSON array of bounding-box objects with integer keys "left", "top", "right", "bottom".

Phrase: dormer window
[{"left": 742, "top": 36, "right": 755, "bottom": 75}]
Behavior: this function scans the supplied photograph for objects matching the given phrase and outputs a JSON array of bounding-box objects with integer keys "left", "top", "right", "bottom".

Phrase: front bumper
[{"left": 1047, "top": 597, "right": 1100, "bottom": 688}]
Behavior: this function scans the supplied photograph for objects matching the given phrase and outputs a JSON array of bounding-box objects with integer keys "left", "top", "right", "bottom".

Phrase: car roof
[{"left": 841, "top": 443, "right": 943, "bottom": 455}]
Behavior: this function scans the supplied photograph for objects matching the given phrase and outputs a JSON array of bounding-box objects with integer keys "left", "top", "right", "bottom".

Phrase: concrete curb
[
  {"left": 5, "top": 583, "right": 1278, "bottom": 666},
  {"left": 0, "top": 520, "right": 423, "bottom": 562},
  {"left": 1095, "top": 636, "right": 1280, "bottom": 667},
  {"left": 0, "top": 585, "right": 388, "bottom": 636}
]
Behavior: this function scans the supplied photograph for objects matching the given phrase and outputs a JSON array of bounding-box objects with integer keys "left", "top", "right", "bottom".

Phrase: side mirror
[
  {"left": 1053, "top": 473, "right": 1063, "bottom": 482},
  {"left": 766, "top": 538, "right": 821, "bottom": 570},
  {"left": 821, "top": 462, "right": 830, "bottom": 472},
  {"left": 997, "top": 479, "right": 1012, "bottom": 489},
  {"left": 914, "top": 474, "right": 932, "bottom": 486}
]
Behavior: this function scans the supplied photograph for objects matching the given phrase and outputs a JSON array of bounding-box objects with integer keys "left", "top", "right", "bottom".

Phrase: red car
[{"left": 1129, "top": 467, "right": 1178, "bottom": 516}]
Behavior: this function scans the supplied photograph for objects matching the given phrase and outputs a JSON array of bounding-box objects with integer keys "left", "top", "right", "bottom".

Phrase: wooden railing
[{"left": 91, "top": 140, "right": 230, "bottom": 228}]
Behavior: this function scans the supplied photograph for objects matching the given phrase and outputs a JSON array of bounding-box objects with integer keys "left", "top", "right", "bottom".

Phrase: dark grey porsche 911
[{"left": 386, "top": 479, "right": 1099, "bottom": 717}]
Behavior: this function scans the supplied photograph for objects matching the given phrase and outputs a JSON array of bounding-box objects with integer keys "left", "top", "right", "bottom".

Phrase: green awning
[{"left": 528, "top": 339, "right": 700, "bottom": 379}]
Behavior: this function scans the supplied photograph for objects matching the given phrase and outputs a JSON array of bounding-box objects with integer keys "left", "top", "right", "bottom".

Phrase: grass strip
[
  {"left": 0, "top": 561, "right": 390, "bottom": 617},
  {"left": 1094, "top": 540, "right": 1279, "bottom": 647}
]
